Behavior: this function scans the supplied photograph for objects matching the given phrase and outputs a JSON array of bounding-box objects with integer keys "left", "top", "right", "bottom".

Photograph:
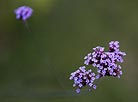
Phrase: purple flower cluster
[
  {"left": 84, "top": 41, "right": 126, "bottom": 78},
  {"left": 70, "top": 41, "right": 126, "bottom": 93},
  {"left": 69, "top": 66, "right": 96, "bottom": 93},
  {"left": 14, "top": 6, "right": 33, "bottom": 21}
]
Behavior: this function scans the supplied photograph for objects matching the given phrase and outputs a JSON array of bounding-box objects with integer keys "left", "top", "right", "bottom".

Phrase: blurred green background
[{"left": 0, "top": 0, "right": 138, "bottom": 102}]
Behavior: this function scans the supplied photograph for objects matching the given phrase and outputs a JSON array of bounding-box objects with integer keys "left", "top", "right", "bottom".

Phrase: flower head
[
  {"left": 14, "top": 6, "right": 33, "bottom": 21},
  {"left": 69, "top": 66, "right": 96, "bottom": 93},
  {"left": 84, "top": 41, "right": 126, "bottom": 78},
  {"left": 70, "top": 41, "right": 126, "bottom": 93},
  {"left": 109, "top": 41, "right": 120, "bottom": 52}
]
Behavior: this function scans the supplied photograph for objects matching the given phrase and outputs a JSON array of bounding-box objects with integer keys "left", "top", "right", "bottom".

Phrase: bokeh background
[{"left": 0, "top": 0, "right": 138, "bottom": 102}]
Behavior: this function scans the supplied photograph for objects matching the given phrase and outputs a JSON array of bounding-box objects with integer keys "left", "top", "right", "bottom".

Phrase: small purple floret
[{"left": 14, "top": 6, "right": 33, "bottom": 21}]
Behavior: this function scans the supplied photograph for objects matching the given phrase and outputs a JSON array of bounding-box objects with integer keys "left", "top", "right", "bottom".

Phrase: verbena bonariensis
[
  {"left": 70, "top": 41, "right": 126, "bottom": 93},
  {"left": 69, "top": 66, "right": 97, "bottom": 93},
  {"left": 14, "top": 6, "right": 33, "bottom": 21}
]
